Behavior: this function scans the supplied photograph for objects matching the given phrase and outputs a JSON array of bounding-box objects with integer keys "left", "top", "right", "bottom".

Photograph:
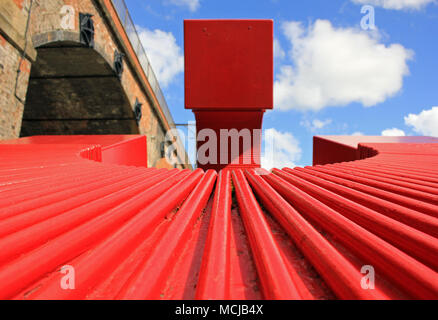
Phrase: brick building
[{"left": 0, "top": 0, "right": 190, "bottom": 169}]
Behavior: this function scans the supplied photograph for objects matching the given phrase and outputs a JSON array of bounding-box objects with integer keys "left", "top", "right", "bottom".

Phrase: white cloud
[
  {"left": 274, "top": 38, "right": 285, "bottom": 59},
  {"left": 300, "top": 118, "right": 332, "bottom": 132},
  {"left": 351, "top": 131, "right": 365, "bottom": 136},
  {"left": 352, "top": 0, "right": 435, "bottom": 10},
  {"left": 381, "top": 128, "right": 406, "bottom": 136},
  {"left": 136, "top": 26, "right": 184, "bottom": 87},
  {"left": 169, "top": 0, "right": 200, "bottom": 11},
  {"left": 404, "top": 106, "right": 438, "bottom": 136},
  {"left": 261, "top": 128, "right": 302, "bottom": 169},
  {"left": 274, "top": 20, "right": 413, "bottom": 111}
]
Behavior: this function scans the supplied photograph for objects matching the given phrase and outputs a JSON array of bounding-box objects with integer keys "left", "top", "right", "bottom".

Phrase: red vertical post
[{"left": 184, "top": 19, "right": 273, "bottom": 171}]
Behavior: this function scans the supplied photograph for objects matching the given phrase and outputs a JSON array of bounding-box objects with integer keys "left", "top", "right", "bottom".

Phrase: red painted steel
[
  {"left": 272, "top": 168, "right": 438, "bottom": 270},
  {"left": 1, "top": 135, "right": 148, "bottom": 167},
  {"left": 185, "top": 20, "right": 273, "bottom": 170},
  {"left": 196, "top": 170, "right": 232, "bottom": 299},
  {"left": 262, "top": 170, "right": 438, "bottom": 299},
  {"left": 184, "top": 20, "right": 273, "bottom": 110},
  {"left": 0, "top": 134, "right": 437, "bottom": 300},
  {"left": 232, "top": 169, "right": 313, "bottom": 300},
  {"left": 117, "top": 170, "right": 217, "bottom": 299},
  {"left": 244, "top": 169, "right": 388, "bottom": 300},
  {"left": 194, "top": 111, "right": 263, "bottom": 171},
  {"left": 282, "top": 167, "right": 438, "bottom": 238},
  {"left": 312, "top": 135, "right": 438, "bottom": 165},
  {"left": 28, "top": 169, "right": 204, "bottom": 299}
]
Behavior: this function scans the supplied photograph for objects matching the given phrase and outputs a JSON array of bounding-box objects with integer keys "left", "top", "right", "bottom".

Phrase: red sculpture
[{"left": 184, "top": 19, "right": 273, "bottom": 170}]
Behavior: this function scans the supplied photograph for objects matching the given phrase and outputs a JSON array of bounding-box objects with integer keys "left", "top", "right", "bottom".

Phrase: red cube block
[{"left": 184, "top": 19, "right": 273, "bottom": 110}]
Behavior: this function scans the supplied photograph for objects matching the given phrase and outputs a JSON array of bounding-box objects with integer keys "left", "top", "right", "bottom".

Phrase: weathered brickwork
[
  {"left": 0, "top": 33, "right": 30, "bottom": 139},
  {"left": 0, "top": 0, "right": 188, "bottom": 169},
  {"left": 0, "top": 0, "right": 34, "bottom": 139}
]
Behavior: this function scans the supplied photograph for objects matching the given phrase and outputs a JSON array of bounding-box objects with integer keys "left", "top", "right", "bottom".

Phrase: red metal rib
[
  {"left": 196, "top": 170, "right": 232, "bottom": 299},
  {"left": 232, "top": 169, "right": 313, "bottom": 299},
  {"left": 0, "top": 136, "right": 436, "bottom": 300}
]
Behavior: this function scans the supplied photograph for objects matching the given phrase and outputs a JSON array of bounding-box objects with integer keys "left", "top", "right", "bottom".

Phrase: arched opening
[{"left": 20, "top": 40, "right": 138, "bottom": 136}]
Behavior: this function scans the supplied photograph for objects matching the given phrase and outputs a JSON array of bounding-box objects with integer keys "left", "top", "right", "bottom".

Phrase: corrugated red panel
[{"left": 0, "top": 135, "right": 437, "bottom": 300}]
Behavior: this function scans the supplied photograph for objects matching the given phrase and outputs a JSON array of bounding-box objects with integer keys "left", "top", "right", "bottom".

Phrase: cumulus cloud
[
  {"left": 404, "top": 106, "right": 438, "bottom": 136},
  {"left": 274, "top": 38, "right": 285, "bottom": 59},
  {"left": 261, "top": 128, "right": 302, "bottom": 169},
  {"left": 274, "top": 20, "right": 413, "bottom": 111},
  {"left": 351, "top": 131, "right": 365, "bottom": 136},
  {"left": 300, "top": 118, "right": 332, "bottom": 132},
  {"left": 352, "top": 0, "right": 435, "bottom": 10},
  {"left": 381, "top": 128, "right": 406, "bottom": 136},
  {"left": 136, "top": 26, "right": 184, "bottom": 87},
  {"left": 169, "top": 0, "right": 200, "bottom": 11}
]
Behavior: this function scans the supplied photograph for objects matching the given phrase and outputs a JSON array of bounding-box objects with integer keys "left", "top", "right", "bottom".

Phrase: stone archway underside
[{"left": 21, "top": 41, "right": 138, "bottom": 136}]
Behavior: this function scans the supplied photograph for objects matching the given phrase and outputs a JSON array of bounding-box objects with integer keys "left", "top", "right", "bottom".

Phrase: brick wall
[
  {"left": 0, "top": 0, "right": 189, "bottom": 169},
  {"left": 0, "top": 0, "right": 33, "bottom": 140},
  {"left": 0, "top": 33, "right": 30, "bottom": 139}
]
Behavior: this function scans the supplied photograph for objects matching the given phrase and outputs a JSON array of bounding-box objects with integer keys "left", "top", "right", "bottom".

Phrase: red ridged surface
[{"left": 0, "top": 135, "right": 437, "bottom": 300}]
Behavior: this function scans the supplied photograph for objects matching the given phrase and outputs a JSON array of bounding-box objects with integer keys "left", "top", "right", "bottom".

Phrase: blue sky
[{"left": 124, "top": 0, "right": 438, "bottom": 167}]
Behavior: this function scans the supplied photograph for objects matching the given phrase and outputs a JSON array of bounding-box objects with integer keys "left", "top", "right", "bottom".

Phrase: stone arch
[{"left": 20, "top": 30, "right": 138, "bottom": 136}]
